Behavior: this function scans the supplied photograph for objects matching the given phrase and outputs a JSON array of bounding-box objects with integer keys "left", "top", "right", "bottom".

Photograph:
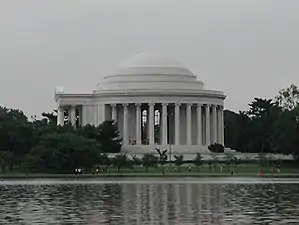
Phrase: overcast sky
[{"left": 1, "top": 0, "right": 299, "bottom": 117}]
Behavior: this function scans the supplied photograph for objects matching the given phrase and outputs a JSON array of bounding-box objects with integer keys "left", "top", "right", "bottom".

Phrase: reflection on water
[{"left": 0, "top": 179, "right": 299, "bottom": 224}]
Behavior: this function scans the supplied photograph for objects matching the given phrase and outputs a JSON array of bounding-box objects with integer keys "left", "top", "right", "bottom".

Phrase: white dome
[
  {"left": 105, "top": 53, "right": 196, "bottom": 78},
  {"left": 97, "top": 53, "right": 204, "bottom": 92},
  {"left": 119, "top": 52, "right": 184, "bottom": 67}
]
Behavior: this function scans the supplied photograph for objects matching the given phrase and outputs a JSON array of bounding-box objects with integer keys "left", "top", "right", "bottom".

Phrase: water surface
[{"left": 0, "top": 178, "right": 298, "bottom": 224}]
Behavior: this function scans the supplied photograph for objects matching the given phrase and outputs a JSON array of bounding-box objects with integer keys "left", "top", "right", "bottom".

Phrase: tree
[
  {"left": 257, "top": 152, "right": 268, "bottom": 170},
  {"left": 193, "top": 153, "right": 203, "bottom": 172},
  {"left": 210, "top": 153, "right": 219, "bottom": 170},
  {"left": 246, "top": 98, "right": 281, "bottom": 153},
  {"left": 224, "top": 152, "right": 238, "bottom": 172},
  {"left": 0, "top": 107, "right": 34, "bottom": 166},
  {"left": 224, "top": 152, "right": 235, "bottom": 168},
  {"left": 275, "top": 84, "right": 299, "bottom": 110},
  {"left": 155, "top": 148, "right": 168, "bottom": 174},
  {"left": 224, "top": 110, "right": 240, "bottom": 149},
  {"left": 112, "top": 153, "right": 128, "bottom": 172},
  {"left": 26, "top": 133, "right": 100, "bottom": 173},
  {"left": 130, "top": 154, "right": 141, "bottom": 172},
  {"left": 98, "top": 153, "right": 111, "bottom": 172},
  {"left": 97, "top": 121, "right": 122, "bottom": 153},
  {"left": 141, "top": 153, "right": 158, "bottom": 172},
  {"left": 174, "top": 155, "right": 184, "bottom": 172},
  {"left": 41, "top": 111, "right": 57, "bottom": 125},
  {"left": 208, "top": 143, "right": 224, "bottom": 153},
  {"left": 0, "top": 151, "right": 14, "bottom": 172}
]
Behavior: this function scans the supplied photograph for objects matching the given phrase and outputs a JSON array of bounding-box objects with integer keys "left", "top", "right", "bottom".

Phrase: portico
[{"left": 55, "top": 53, "right": 226, "bottom": 154}]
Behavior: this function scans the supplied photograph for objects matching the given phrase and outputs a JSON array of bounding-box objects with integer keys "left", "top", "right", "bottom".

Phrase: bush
[{"left": 208, "top": 143, "right": 225, "bottom": 153}]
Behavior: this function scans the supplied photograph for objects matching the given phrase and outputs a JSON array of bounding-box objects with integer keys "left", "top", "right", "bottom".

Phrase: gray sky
[{"left": 1, "top": 0, "right": 299, "bottom": 117}]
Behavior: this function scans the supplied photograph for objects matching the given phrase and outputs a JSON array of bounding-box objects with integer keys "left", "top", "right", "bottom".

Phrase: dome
[
  {"left": 97, "top": 53, "right": 204, "bottom": 91},
  {"left": 104, "top": 53, "right": 196, "bottom": 79}
]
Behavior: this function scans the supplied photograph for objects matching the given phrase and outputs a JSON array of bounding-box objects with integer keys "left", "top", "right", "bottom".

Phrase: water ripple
[{"left": 0, "top": 179, "right": 298, "bottom": 224}]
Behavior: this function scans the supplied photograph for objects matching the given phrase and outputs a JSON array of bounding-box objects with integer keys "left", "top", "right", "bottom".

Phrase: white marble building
[{"left": 55, "top": 53, "right": 226, "bottom": 154}]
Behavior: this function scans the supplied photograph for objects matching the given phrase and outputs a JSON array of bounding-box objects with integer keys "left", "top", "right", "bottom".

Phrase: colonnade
[{"left": 57, "top": 102, "right": 224, "bottom": 146}]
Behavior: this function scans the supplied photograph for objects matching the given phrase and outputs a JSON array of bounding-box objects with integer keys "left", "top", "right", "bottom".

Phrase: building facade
[{"left": 55, "top": 53, "right": 226, "bottom": 154}]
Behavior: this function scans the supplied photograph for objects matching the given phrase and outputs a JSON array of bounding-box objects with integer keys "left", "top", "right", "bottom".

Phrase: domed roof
[
  {"left": 105, "top": 53, "right": 196, "bottom": 78},
  {"left": 97, "top": 53, "right": 204, "bottom": 92}
]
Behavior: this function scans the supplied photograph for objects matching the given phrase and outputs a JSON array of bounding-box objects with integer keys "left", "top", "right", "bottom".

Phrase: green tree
[
  {"left": 155, "top": 148, "right": 168, "bottom": 174},
  {"left": 275, "top": 84, "right": 299, "bottom": 110},
  {"left": 112, "top": 153, "right": 128, "bottom": 172},
  {"left": 141, "top": 153, "right": 158, "bottom": 172},
  {"left": 26, "top": 133, "right": 100, "bottom": 173},
  {"left": 193, "top": 153, "right": 203, "bottom": 172},
  {"left": 257, "top": 152, "right": 268, "bottom": 171},
  {"left": 97, "top": 121, "right": 122, "bottom": 153},
  {"left": 246, "top": 98, "right": 281, "bottom": 153},
  {"left": 208, "top": 143, "right": 225, "bottom": 153},
  {"left": 174, "top": 155, "right": 184, "bottom": 172},
  {"left": 98, "top": 153, "right": 111, "bottom": 172},
  {"left": 224, "top": 152, "right": 235, "bottom": 169},
  {"left": 0, "top": 151, "right": 14, "bottom": 172},
  {"left": 0, "top": 107, "right": 34, "bottom": 166},
  {"left": 130, "top": 154, "right": 141, "bottom": 172},
  {"left": 210, "top": 153, "right": 219, "bottom": 170}
]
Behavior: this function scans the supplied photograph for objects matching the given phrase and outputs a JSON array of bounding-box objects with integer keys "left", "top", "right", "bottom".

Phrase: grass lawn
[
  {"left": 101, "top": 164, "right": 299, "bottom": 174},
  {"left": 1, "top": 164, "right": 299, "bottom": 178}
]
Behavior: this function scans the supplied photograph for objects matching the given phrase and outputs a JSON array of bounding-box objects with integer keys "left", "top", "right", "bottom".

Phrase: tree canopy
[
  {"left": 224, "top": 84, "right": 299, "bottom": 159},
  {"left": 1, "top": 84, "right": 299, "bottom": 173},
  {"left": 0, "top": 106, "right": 122, "bottom": 173}
]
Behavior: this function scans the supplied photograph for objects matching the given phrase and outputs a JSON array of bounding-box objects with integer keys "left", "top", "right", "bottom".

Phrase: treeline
[
  {"left": 0, "top": 109, "right": 122, "bottom": 173},
  {"left": 224, "top": 84, "right": 299, "bottom": 159},
  {"left": 0, "top": 84, "right": 299, "bottom": 173}
]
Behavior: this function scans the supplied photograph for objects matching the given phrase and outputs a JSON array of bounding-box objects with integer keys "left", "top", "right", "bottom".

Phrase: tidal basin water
[{"left": 1, "top": 178, "right": 299, "bottom": 224}]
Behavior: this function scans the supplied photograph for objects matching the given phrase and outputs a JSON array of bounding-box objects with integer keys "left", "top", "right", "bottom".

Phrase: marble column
[
  {"left": 93, "top": 105, "right": 98, "bottom": 126},
  {"left": 135, "top": 103, "right": 142, "bottom": 145},
  {"left": 70, "top": 105, "right": 76, "bottom": 126},
  {"left": 186, "top": 103, "right": 192, "bottom": 145},
  {"left": 81, "top": 105, "right": 87, "bottom": 126},
  {"left": 57, "top": 106, "right": 64, "bottom": 126},
  {"left": 162, "top": 103, "right": 168, "bottom": 145},
  {"left": 205, "top": 104, "right": 211, "bottom": 146},
  {"left": 197, "top": 103, "right": 202, "bottom": 145},
  {"left": 96, "top": 104, "right": 101, "bottom": 126},
  {"left": 217, "top": 106, "right": 222, "bottom": 143},
  {"left": 123, "top": 104, "right": 129, "bottom": 145},
  {"left": 212, "top": 105, "right": 217, "bottom": 144},
  {"left": 111, "top": 104, "right": 117, "bottom": 122},
  {"left": 149, "top": 102, "right": 155, "bottom": 145},
  {"left": 220, "top": 106, "right": 224, "bottom": 145},
  {"left": 175, "top": 103, "right": 180, "bottom": 145}
]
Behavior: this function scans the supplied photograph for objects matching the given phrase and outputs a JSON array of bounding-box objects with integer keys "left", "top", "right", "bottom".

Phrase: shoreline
[{"left": 1, "top": 173, "right": 299, "bottom": 179}]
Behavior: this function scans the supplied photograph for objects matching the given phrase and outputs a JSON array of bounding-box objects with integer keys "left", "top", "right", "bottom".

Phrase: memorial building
[{"left": 55, "top": 53, "right": 226, "bottom": 154}]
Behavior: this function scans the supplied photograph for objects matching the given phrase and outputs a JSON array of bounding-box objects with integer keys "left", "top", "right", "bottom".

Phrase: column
[
  {"left": 205, "top": 104, "right": 211, "bottom": 146},
  {"left": 70, "top": 105, "right": 76, "bottom": 126},
  {"left": 217, "top": 106, "right": 222, "bottom": 144},
  {"left": 149, "top": 102, "right": 155, "bottom": 145},
  {"left": 94, "top": 104, "right": 99, "bottom": 126},
  {"left": 212, "top": 105, "right": 217, "bottom": 144},
  {"left": 97, "top": 104, "right": 106, "bottom": 125},
  {"left": 96, "top": 104, "right": 100, "bottom": 125},
  {"left": 111, "top": 104, "right": 117, "bottom": 122},
  {"left": 123, "top": 104, "right": 129, "bottom": 145},
  {"left": 57, "top": 106, "right": 64, "bottom": 126},
  {"left": 197, "top": 103, "right": 202, "bottom": 145},
  {"left": 186, "top": 103, "right": 192, "bottom": 145},
  {"left": 135, "top": 103, "right": 142, "bottom": 145},
  {"left": 81, "top": 105, "right": 88, "bottom": 126},
  {"left": 162, "top": 103, "right": 168, "bottom": 145},
  {"left": 220, "top": 106, "right": 224, "bottom": 145},
  {"left": 175, "top": 103, "right": 180, "bottom": 145}
]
